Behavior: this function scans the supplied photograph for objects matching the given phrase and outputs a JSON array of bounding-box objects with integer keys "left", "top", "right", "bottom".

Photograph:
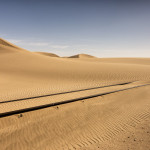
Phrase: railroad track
[
  {"left": 0, "top": 81, "right": 132, "bottom": 104},
  {"left": 0, "top": 81, "right": 149, "bottom": 118}
]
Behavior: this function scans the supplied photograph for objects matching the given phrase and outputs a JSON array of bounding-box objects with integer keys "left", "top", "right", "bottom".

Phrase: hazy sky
[{"left": 1, "top": 0, "right": 150, "bottom": 57}]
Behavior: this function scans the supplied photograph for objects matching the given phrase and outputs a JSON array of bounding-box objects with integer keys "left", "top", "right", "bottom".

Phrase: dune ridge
[
  {"left": 36, "top": 52, "right": 59, "bottom": 57},
  {"left": 0, "top": 38, "right": 24, "bottom": 50},
  {"left": 69, "top": 53, "right": 96, "bottom": 58}
]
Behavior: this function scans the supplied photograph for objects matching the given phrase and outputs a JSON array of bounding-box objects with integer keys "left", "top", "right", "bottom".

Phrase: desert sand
[{"left": 0, "top": 38, "right": 150, "bottom": 150}]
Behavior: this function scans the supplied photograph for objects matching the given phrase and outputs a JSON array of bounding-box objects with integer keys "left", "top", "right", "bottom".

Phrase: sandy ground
[{"left": 0, "top": 38, "right": 150, "bottom": 150}]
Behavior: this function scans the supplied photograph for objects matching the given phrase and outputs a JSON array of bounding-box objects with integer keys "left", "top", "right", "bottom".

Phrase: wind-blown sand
[{"left": 0, "top": 38, "right": 150, "bottom": 150}]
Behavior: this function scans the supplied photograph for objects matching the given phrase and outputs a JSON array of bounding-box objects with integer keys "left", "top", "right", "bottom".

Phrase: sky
[{"left": 0, "top": 0, "right": 150, "bottom": 57}]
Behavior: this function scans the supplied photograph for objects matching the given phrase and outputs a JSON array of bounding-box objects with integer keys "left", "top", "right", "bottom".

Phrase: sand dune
[
  {"left": 69, "top": 53, "right": 96, "bottom": 58},
  {"left": 0, "top": 38, "right": 150, "bottom": 150},
  {"left": 36, "top": 52, "right": 59, "bottom": 57}
]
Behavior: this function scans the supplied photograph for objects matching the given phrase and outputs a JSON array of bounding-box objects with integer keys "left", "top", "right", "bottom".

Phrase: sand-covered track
[
  {"left": 1, "top": 84, "right": 150, "bottom": 150},
  {"left": 0, "top": 81, "right": 132, "bottom": 104},
  {"left": 0, "top": 81, "right": 149, "bottom": 118},
  {"left": 1, "top": 39, "right": 150, "bottom": 150}
]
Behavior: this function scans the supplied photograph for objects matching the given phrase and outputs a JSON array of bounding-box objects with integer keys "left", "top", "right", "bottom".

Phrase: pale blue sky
[{"left": 1, "top": 0, "right": 150, "bottom": 57}]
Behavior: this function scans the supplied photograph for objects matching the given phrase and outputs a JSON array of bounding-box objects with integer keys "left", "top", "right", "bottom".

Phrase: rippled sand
[{"left": 0, "top": 38, "right": 150, "bottom": 150}]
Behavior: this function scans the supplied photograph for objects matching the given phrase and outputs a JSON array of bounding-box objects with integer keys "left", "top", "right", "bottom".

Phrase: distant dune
[
  {"left": 0, "top": 38, "right": 150, "bottom": 150},
  {"left": 69, "top": 53, "right": 96, "bottom": 58},
  {"left": 36, "top": 52, "right": 59, "bottom": 57}
]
